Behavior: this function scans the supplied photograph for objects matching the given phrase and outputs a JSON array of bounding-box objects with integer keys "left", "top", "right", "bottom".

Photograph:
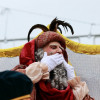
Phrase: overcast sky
[
  {"left": 0, "top": 0, "right": 100, "bottom": 23},
  {"left": 0, "top": 0, "right": 100, "bottom": 48}
]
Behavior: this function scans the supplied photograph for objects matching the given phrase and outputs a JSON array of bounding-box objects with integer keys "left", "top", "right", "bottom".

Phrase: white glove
[
  {"left": 63, "top": 59, "right": 75, "bottom": 80},
  {"left": 41, "top": 52, "right": 64, "bottom": 72}
]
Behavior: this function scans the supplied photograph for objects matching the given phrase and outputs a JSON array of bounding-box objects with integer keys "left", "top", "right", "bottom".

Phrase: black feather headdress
[{"left": 27, "top": 18, "right": 74, "bottom": 42}]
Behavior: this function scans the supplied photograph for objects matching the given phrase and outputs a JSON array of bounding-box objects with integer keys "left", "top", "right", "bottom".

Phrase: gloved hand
[
  {"left": 63, "top": 58, "right": 75, "bottom": 80},
  {"left": 41, "top": 52, "right": 64, "bottom": 72}
]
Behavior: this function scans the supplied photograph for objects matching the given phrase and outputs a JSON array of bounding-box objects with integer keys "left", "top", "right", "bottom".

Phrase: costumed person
[
  {"left": 11, "top": 18, "right": 94, "bottom": 100},
  {"left": 0, "top": 70, "right": 33, "bottom": 100}
]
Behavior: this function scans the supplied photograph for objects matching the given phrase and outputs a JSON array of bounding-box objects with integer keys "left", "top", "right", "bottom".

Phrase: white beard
[
  {"left": 35, "top": 48, "right": 68, "bottom": 90},
  {"left": 50, "top": 63, "right": 68, "bottom": 90}
]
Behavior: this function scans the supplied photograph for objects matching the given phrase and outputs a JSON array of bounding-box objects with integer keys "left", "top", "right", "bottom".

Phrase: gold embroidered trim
[
  {"left": 0, "top": 45, "right": 23, "bottom": 57},
  {"left": 60, "top": 34, "right": 100, "bottom": 55},
  {"left": 11, "top": 94, "right": 30, "bottom": 100}
]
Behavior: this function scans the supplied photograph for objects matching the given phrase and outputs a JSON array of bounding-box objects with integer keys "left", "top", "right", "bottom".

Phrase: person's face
[{"left": 43, "top": 41, "right": 64, "bottom": 55}]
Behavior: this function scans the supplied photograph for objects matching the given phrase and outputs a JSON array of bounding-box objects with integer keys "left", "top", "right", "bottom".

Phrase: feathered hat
[{"left": 20, "top": 18, "right": 74, "bottom": 65}]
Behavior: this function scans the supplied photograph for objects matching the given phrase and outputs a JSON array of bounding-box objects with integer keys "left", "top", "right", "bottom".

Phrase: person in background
[
  {"left": 0, "top": 70, "right": 33, "bottom": 100},
  {"left": 12, "top": 18, "right": 94, "bottom": 100}
]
